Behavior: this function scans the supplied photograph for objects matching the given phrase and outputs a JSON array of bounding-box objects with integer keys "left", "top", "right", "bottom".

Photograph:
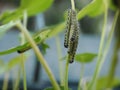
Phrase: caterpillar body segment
[
  {"left": 68, "top": 53, "right": 75, "bottom": 63},
  {"left": 68, "top": 37, "right": 78, "bottom": 63},
  {"left": 64, "top": 29, "right": 69, "bottom": 48},
  {"left": 67, "top": 39, "right": 74, "bottom": 54},
  {"left": 71, "top": 10, "right": 79, "bottom": 42}
]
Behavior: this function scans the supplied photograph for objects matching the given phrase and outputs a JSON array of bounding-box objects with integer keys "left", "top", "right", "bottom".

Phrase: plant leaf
[
  {"left": 0, "top": 28, "right": 51, "bottom": 55},
  {"left": 44, "top": 86, "right": 71, "bottom": 90},
  {"left": 77, "top": 0, "right": 104, "bottom": 20},
  {"left": 0, "top": 0, "right": 54, "bottom": 23},
  {"left": 0, "top": 21, "right": 16, "bottom": 38},
  {"left": 0, "top": 54, "right": 28, "bottom": 75},
  {"left": 109, "top": 0, "right": 117, "bottom": 10},
  {"left": 61, "top": 53, "right": 97, "bottom": 63},
  {"left": 0, "top": 60, "right": 6, "bottom": 74},
  {"left": 20, "top": 0, "right": 54, "bottom": 16},
  {"left": 96, "top": 77, "right": 120, "bottom": 90},
  {"left": 34, "top": 23, "right": 65, "bottom": 39},
  {"left": 44, "top": 87, "right": 64, "bottom": 90},
  {"left": 0, "top": 22, "right": 66, "bottom": 55},
  {"left": 6, "top": 55, "right": 27, "bottom": 71},
  {"left": 75, "top": 53, "right": 97, "bottom": 63},
  {"left": 40, "top": 42, "right": 50, "bottom": 55},
  {"left": 47, "top": 23, "right": 65, "bottom": 38}
]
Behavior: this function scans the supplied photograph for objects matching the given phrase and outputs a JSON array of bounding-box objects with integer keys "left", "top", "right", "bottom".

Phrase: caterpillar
[
  {"left": 70, "top": 10, "right": 77, "bottom": 41},
  {"left": 17, "top": 36, "right": 41, "bottom": 53},
  {"left": 64, "top": 9, "right": 72, "bottom": 48},
  {"left": 64, "top": 8, "right": 80, "bottom": 63}
]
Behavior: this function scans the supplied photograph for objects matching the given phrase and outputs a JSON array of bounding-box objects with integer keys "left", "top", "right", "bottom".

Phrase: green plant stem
[
  {"left": 71, "top": 0, "right": 75, "bottom": 10},
  {"left": 13, "top": 67, "right": 21, "bottom": 90},
  {"left": 23, "top": 10, "right": 27, "bottom": 27},
  {"left": 21, "top": 11, "right": 27, "bottom": 90},
  {"left": 2, "top": 73, "right": 9, "bottom": 90},
  {"left": 64, "top": 0, "right": 76, "bottom": 89},
  {"left": 56, "top": 36, "right": 64, "bottom": 86},
  {"left": 89, "top": 9, "right": 119, "bottom": 90},
  {"left": 21, "top": 53, "right": 27, "bottom": 90},
  {"left": 106, "top": 38, "right": 119, "bottom": 87},
  {"left": 78, "top": 63, "right": 85, "bottom": 90},
  {"left": 88, "top": 1, "right": 108, "bottom": 89},
  {"left": 16, "top": 21, "right": 60, "bottom": 90},
  {"left": 106, "top": 12, "right": 120, "bottom": 87},
  {"left": 64, "top": 56, "right": 69, "bottom": 90}
]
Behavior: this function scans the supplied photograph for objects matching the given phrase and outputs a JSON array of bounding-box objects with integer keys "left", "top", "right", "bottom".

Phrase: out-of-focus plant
[{"left": 0, "top": 0, "right": 120, "bottom": 90}]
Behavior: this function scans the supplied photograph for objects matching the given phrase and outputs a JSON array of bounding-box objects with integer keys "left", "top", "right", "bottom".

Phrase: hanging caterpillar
[
  {"left": 64, "top": 9, "right": 72, "bottom": 48},
  {"left": 64, "top": 9, "right": 80, "bottom": 63}
]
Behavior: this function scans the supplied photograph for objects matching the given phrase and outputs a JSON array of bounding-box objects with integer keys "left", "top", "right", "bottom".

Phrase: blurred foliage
[
  {"left": 0, "top": 0, "right": 118, "bottom": 68},
  {"left": 61, "top": 53, "right": 97, "bottom": 63},
  {"left": 96, "top": 76, "right": 120, "bottom": 90},
  {"left": 0, "top": 0, "right": 119, "bottom": 89},
  {"left": 0, "top": 0, "right": 54, "bottom": 23},
  {"left": 0, "top": 21, "right": 16, "bottom": 39},
  {"left": 75, "top": 53, "right": 97, "bottom": 63},
  {"left": 0, "top": 55, "right": 28, "bottom": 75},
  {"left": 44, "top": 86, "right": 71, "bottom": 90}
]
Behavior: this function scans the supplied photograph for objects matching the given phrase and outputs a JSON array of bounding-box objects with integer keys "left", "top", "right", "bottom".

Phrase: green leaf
[
  {"left": 0, "top": 27, "right": 51, "bottom": 55},
  {"left": 96, "top": 77, "right": 120, "bottom": 90},
  {"left": 40, "top": 42, "right": 50, "bottom": 55},
  {"left": 60, "top": 56, "right": 66, "bottom": 61},
  {"left": 0, "top": 10, "right": 21, "bottom": 24},
  {"left": 0, "top": 0, "right": 54, "bottom": 23},
  {"left": 47, "top": 23, "right": 65, "bottom": 38},
  {"left": 75, "top": 53, "right": 97, "bottom": 63},
  {"left": 0, "top": 60, "right": 6, "bottom": 74},
  {"left": 0, "top": 21, "right": 16, "bottom": 38},
  {"left": 44, "top": 86, "right": 71, "bottom": 90},
  {"left": 0, "top": 22, "right": 66, "bottom": 55},
  {"left": 20, "top": 0, "right": 54, "bottom": 16},
  {"left": 61, "top": 53, "right": 97, "bottom": 63},
  {"left": 0, "top": 60, "right": 5, "bottom": 70},
  {"left": 35, "top": 23, "right": 65, "bottom": 39},
  {"left": 109, "top": 0, "right": 117, "bottom": 10},
  {"left": 7, "top": 55, "right": 27, "bottom": 71},
  {"left": 77, "top": 0, "right": 104, "bottom": 20},
  {"left": 44, "top": 87, "right": 63, "bottom": 90},
  {"left": 0, "top": 55, "right": 28, "bottom": 75}
]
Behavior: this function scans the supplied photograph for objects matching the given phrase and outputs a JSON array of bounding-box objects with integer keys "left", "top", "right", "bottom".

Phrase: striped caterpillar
[
  {"left": 64, "top": 9, "right": 80, "bottom": 63},
  {"left": 64, "top": 9, "right": 72, "bottom": 48}
]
